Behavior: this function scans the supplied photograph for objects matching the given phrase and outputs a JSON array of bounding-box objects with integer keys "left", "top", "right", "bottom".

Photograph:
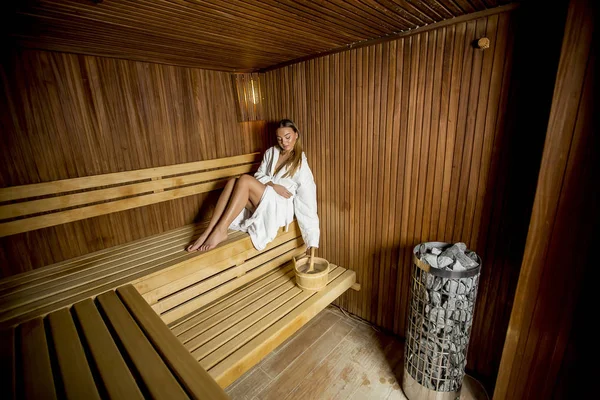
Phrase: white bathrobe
[{"left": 229, "top": 146, "right": 320, "bottom": 251}]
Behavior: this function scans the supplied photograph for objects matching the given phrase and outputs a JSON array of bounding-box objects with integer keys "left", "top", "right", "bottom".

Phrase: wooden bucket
[{"left": 293, "top": 254, "right": 329, "bottom": 291}]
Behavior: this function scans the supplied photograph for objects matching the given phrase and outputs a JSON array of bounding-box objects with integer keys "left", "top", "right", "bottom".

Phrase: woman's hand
[{"left": 270, "top": 183, "right": 292, "bottom": 199}]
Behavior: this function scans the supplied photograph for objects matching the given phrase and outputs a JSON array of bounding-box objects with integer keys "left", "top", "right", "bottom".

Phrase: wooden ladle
[{"left": 308, "top": 247, "right": 315, "bottom": 273}]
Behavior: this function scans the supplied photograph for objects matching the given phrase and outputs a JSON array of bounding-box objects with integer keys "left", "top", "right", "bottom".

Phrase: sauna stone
[{"left": 406, "top": 242, "right": 481, "bottom": 393}]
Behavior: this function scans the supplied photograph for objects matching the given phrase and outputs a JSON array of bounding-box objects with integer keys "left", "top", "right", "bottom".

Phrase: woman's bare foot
[
  {"left": 186, "top": 229, "right": 212, "bottom": 252},
  {"left": 198, "top": 227, "right": 228, "bottom": 252}
]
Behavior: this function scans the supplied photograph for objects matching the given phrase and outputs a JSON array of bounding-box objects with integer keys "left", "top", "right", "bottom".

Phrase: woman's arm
[
  {"left": 294, "top": 157, "right": 320, "bottom": 249},
  {"left": 254, "top": 148, "right": 292, "bottom": 198},
  {"left": 266, "top": 181, "right": 292, "bottom": 198},
  {"left": 254, "top": 148, "right": 273, "bottom": 184}
]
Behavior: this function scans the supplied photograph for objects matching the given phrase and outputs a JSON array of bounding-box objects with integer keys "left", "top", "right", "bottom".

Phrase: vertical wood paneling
[
  {"left": 0, "top": 50, "right": 269, "bottom": 277},
  {"left": 263, "top": 10, "right": 526, "bottom": 388}
]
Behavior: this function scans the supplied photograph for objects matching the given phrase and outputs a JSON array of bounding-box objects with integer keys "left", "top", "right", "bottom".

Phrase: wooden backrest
[{"left": 0, "top": 153, "right": 261, "bottom": 238}]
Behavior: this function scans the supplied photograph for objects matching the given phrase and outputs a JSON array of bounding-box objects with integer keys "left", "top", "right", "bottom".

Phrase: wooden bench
[
  {"left": 0, "top": 285, "right": 227, "bottom": 399},
  {"left": 0, "top": 152, "right": 358, "bottom": 396},
  {"left": 0, "top": 153, "right": 261, "bottom": 328},
  {"left": 133, "top": 221, "right": 357, "bottom": 387}
]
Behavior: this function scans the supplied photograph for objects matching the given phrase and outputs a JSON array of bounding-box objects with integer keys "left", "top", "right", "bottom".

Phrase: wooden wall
[
  {"left": 262, "top": 7, "right": 564, "bottom": 389},
  {"left": 494, "top": 0, "right": 598, "bottom": 398},
  {"left": 0, "top": 3, "right": 574, "bottom": 395},
  {"left": 0, "top": 49, "right": 269, "bottom": 277}
]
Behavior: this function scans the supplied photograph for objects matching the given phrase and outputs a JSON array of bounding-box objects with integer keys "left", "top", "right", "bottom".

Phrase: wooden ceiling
[{"left": 5, "top": 1, "right": 517, "bottom": 71}]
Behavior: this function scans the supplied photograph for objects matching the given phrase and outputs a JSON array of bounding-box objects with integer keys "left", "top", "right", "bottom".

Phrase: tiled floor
[{"left": 225, "top": 306, "right": 489, "bottom": 400}]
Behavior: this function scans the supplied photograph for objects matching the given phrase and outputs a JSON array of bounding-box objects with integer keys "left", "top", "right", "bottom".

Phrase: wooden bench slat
[
  {"left": 159, "top": 246, "right": 306, "bottom": 325},
  {"left": 19, "top": 317, "right": 57, "bottom": 400},
  {"left": 96, "top": 291, "right": 189, "bottom": 400},
  {"left": 0, "top": 223, "right": 199, "bottom": 294},
  {"left": 0, "top": 153, "right": 260, "bottom": 202},
  {"left": 0, "top": 180, "right": 227, "bottom": 238},
  {"left": 117, "top": 285, "right": 229, "bottom": 400},
  {"left": 0, "top": 224, "right": 210, "bottom": 311},
  {"left": 185, "top": 278, "right": 300, "bottom": 354},
  {"left": 47, "top": 308, "right": 101, "bottom": 400},
  {"left": 153, "top": 237, "right": 303, "bottom": 314},
  {"left": 170, "top": 266, "right": 295, "bottom": 334},
  {"left": 186, "top": 284, "right": 303, "bottom": 360},
  {"left": 0, "top": 164, "right": 256, "bottom": 220},
  {"left": 72, "top": 299, "right": 144, "bottom": 400},
  {"left": 136, "top": 223, "right": 300, "bottom": 300},
  {"left": 0, "top": 327, "right": 16, "bottom": 400},
  {"left": 206, "top": 268, "right": 357, "bottom": 388},
  {"left": 0, "top": 231, "right": 248, "bottom": 327},
  {"left": 135, "top": 227, "right": 294, "bottom": 300},
  {"left": 176, "top": 269, "right": 297, "bottom": 341},
  {"left": 197, "top": 266, "right": 346, "bottom": 369}
]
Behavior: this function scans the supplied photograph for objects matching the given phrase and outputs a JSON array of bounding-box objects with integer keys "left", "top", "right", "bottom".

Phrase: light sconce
[{"left": 232, "top": 72, "right": 264, "bottom": 121}]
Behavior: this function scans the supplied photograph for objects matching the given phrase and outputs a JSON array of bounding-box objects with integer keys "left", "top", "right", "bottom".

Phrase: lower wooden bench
[
  {"left": 0, "top": 220, "right": 357, "bottom": 396},
  {"left": 0, "top": 221, "right": 253, "bottom": 329},
  {"left": 1, "top": 285, "right": 227, "bottom": 399},
  {"left": 131, "top": 221, "right": 357, "bottom": 388},
  {"left": 170, "top": 261, "right": 356, "bottom": 387}
]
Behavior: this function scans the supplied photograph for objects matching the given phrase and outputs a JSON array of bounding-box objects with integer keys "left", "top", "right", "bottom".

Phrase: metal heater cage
[{"left": 403, "top": 242, "right": 481, "bottom": 400}]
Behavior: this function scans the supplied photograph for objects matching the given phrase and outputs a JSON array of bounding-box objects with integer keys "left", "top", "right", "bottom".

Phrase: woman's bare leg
[
  {"left": 187, "top": 178, "right": 237, "bottom": 252},
  {"left": 198, "top": 175, "right": 266, "bottom": 251}
]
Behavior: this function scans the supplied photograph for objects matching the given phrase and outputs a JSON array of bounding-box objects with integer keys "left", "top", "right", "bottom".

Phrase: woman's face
[{"left": 276, "top": 127, "right": 298, "bottom": 152}]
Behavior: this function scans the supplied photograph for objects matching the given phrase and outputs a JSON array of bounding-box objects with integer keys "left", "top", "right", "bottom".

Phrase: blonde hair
[{"left": 275, "top": 119, "right": 303, "bottom": 178}]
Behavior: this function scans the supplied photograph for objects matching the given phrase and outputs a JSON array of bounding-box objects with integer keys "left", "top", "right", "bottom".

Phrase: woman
[{"left": 187, "top": 119, "right": 320, "bottom": 254}]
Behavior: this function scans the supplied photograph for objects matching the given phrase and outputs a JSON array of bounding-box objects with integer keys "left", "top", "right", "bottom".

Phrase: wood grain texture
[
  {"left": 46, "top": 308, "right": 101, "bottom": 400},
  {"left": 7, "top": 292, "right": 230, "bottom": 399},
  {"left": 0, "top": 50, "right": 269, "bottom": 277},
  {"left": 262, "top": 8, "right": 542, "bottom": 390},
  {"left": 0, "top": 163, "right": 257, "bottom": 238},
  {"left": 72, "top": 299, "right": 145, "bottom": 400},
  {"left": 4, "top": 1, "right": 516, "bottom": 71},
  {"left": 494, "top": 0, "right": 598, "bottom": 398},
  {"left": 19, "top": 318, "right": 57, "bottom": 399},
  {"left": 96, "top": 291, "right": 190, "bottom": 399},
  {"left": 117, "top": 284, "right": 229, "bottom": 400}
]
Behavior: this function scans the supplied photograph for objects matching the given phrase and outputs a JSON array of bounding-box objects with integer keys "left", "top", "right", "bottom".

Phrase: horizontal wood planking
[
  {"left": 0, "top": 224, "right": 200, "bottom": 295},
  {"left": 176, "top": 269, "right": 298, "bottom": 343},
  {"left": 0, "top": 225, "right": 235, "bottom": 313},
  {"left": 135, "top": 223, "right": 301, "bottom": 301},
  {"left": 0, "top": 153, "right": 260, "bottom": 203},
  {"left": 1, "top": 178, "right": 235, "bottom": 237},
  {"left": 0, "top": 49, "right": 270, "bottom": 276},
  {"left": 198, "top": 265, "right": 347, "bottom": 369},
  {"left": 0, "top": 229, "right": 249, "bottom": 328},
  {"left": 151, "top": 240, "right": 304, "bottom": 314},
  {"left": 208, "top": 268, "right": 356, "bottom": 388},
  {"left": 262, "top": 10, "right": 526, "bottom": 388},
  {"left": 158, "top": 248, "right": 306, "bottom": 325},
  {"left": 170, "top": 267, "right": 296, "bottom": 335}
]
